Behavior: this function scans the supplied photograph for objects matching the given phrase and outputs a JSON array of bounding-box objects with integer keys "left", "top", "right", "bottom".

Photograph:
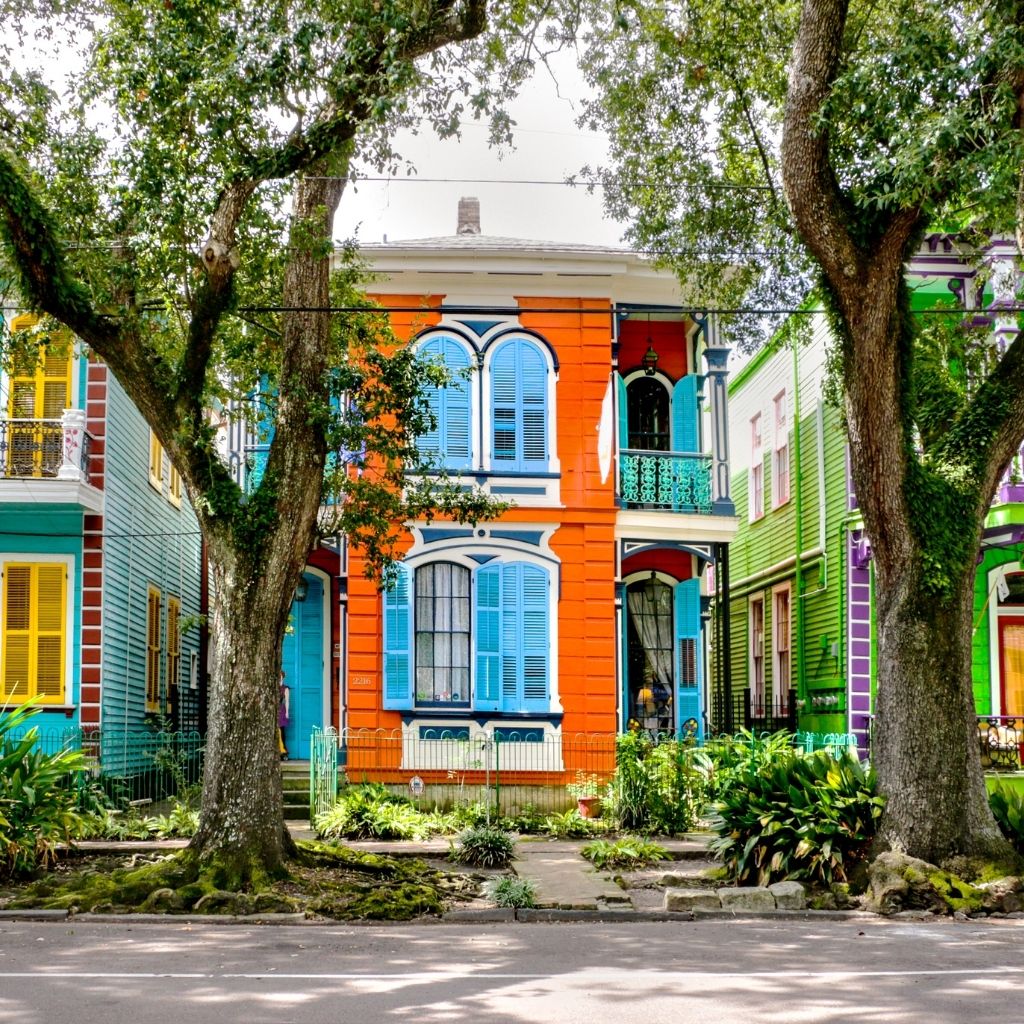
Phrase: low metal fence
[
  {"left": 7, "top": 726, "right": 204, "bottom": 805},
  {"left": 978, "top": 717, "right": 1024, "bottom": 771},
  {"left": 339, "top": 728, "right": 619, "bottom": 815}
]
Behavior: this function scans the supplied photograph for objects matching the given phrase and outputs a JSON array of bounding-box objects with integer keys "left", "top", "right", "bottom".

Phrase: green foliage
[
  {"left": 565, "top": 770, "right": 602, "bottom": 800},
  {"left": 696, "top": 729, "right": 797, "bottom": 802},
  {"left": 580, "top": 837, "right": 668, "bottom": 870},
  {"left": 708, "top": 750, "right": 883, "bottom": 888},
  {"left": 988, "top": 786, "right": 1024, "bottom": 855},
  {"left": 484, "top": 875, "right": 536, "bottom": 908},
  {"left": 449, "top": 825, "right": 515, "bottom": 868},
  {"left": 315, "top": 783, "right": 430, "bottom": 841},
  {"left": 501, "top": 803, "right": 547, "bottom": 834},
  {"left": 0, "top": 702, "right": 88, "bottom": 878},
  {"left": 542, "top": 809, "right": 600, "bottom": 839},
  {"left": 606, "top": 732, "right": 704, "bottom": 834}
]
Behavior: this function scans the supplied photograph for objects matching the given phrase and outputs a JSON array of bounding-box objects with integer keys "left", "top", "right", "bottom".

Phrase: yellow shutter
[
  {"left": 1, "top": 563, "right": 66, "bottom": 703},
  {"left": 149, "top": 431, "right": 163, "bottom": 490},
  {"left": 146, "top": 587, "right": 162, "bottom": 712},
  {"left": 166, "top": 597, "right": 181, "bottom": 708},
  {"left": 169, "top": 464, "right": 182, "bottom": 506}
]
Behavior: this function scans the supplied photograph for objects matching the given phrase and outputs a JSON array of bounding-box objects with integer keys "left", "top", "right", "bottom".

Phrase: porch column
[
  {"left": 57, "top": 407, "right": 86, "bottom": 481},
  {"left": 702, "top": 314, "right": 734, "bottom": 516}
]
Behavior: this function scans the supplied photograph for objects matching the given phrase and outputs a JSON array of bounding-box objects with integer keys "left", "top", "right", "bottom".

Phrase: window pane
[{"left": 414, "top": 563, "right": 471, "bottom": 705}]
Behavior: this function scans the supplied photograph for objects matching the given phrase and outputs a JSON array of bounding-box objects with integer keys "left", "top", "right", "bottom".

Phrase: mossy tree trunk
[
  {"left": 0, "top": 0, "right": 492, "bottom": 885},
  {"left": 782, "top": 0, "right": 1024, "bottom": 863}
]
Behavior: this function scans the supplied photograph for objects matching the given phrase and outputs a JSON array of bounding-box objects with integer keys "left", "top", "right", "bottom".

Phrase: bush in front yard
[
  {"left": 708, "top": 749, "right": 883, "bottom": 888},
  {"left": 0, "top": 702, "right": 88, "bottom": 878},
  {"left": 449, "top": 825, "right": 515, "bottom": 868}
]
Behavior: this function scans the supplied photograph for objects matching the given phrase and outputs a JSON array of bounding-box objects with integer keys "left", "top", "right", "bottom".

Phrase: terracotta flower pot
[{"left": 577, "top": 796, "right": 602, "bottom": 819}]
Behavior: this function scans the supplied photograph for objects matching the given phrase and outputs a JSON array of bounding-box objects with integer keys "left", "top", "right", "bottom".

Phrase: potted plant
[{"left": 566, "top": 771, "right": 603, "bottom": 818}]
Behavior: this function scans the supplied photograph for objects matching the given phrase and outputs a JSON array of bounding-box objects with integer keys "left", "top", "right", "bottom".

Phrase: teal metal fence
[
  {"left": 309, "top": 725, "right": 339, "bottom": 824},
  {"left": 8, "top": 726, "right": 204, "bottom": 805}
]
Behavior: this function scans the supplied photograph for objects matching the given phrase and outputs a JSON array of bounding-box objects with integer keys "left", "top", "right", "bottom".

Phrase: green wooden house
[{"left": 713, "top": 235, "right": 1024, "bottom": 756}]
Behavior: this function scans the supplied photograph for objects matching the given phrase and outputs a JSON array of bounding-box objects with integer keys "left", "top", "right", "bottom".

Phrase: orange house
[{"left": 324, "top": 199, "right": 740, "bottom": 789}]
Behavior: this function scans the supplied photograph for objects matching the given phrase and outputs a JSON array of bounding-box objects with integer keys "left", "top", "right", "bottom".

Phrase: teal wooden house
[{"left": 0, "top": 313, "right": 204, "bottom": 751}]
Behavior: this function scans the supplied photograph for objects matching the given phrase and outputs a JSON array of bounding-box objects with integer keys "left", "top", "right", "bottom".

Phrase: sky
[{"left": 334, "top": 52, "right": 629, "bottom": 249}]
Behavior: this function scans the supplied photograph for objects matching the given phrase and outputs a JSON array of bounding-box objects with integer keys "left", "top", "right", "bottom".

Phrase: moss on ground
[{"left": 0, "top": 841, "right": 478, "bottom": 921}]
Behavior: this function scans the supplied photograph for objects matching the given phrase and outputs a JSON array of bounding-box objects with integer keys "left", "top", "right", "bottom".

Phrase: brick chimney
[{"left": 456, "top": 196, "right": 481, "bottom": 235}]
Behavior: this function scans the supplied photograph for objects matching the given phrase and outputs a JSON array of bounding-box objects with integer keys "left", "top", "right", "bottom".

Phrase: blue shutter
[
  {"left": 519, "top": 344, "right": 547, "bottom": 469},
  {"left": 382, "top": 564, "right": 413, "bottom": 709},
  {"left": 491, "top": 340, "right": 548, "bottom": 471},
  {"left": 491, "top": 344, "right": 519, "bottom": 467},
  {"left": 473, "top": 565, "right": 501, "bottom": 711},
  {"left": 674, "top": 577, "right": 703, "bottom": 739},
  {"left": 418, "top": 336, "right": 472, "bottom": 470},
  {"left": 616, "top": 372, "right": 628, "bottom": 451},
  {"left": 444, "top": 343, "right": 472, "bottom": 471},
  {"left": 519, "top": 564, "right": 550, "bottom": 712},
  {"left": 671, "top": 373, "right": 699, "bottom": 454}
]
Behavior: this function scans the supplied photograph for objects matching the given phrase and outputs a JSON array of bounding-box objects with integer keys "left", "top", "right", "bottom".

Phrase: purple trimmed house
[{"left": 713, "top": 235, "right": 1024, "bottom": 760}]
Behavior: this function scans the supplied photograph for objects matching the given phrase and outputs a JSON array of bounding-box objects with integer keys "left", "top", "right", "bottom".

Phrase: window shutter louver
[
  {"left": 382, "top": 564, "right": 413, "bottom": 709},
  {"left": 674, "top": 577, "right": 703, "bottom": 739},
  {"left": 490, "top": 340, "right": 548, "bottom": 471},
  {"left": 2, "top": 564, "right": 66, "bottom": 703},
  {"left": 519, "top": 564, "right": 550, "bottom": 711},
  {"left": 146, "top": 588, "right": 162, "bottom": 711},
  {"left": 616, "top": 372, "right": 628, "bottom": 451},
  {"left": 473, "top": 565, "right": 502, "bottom": 711},
  {"left": 418, "top": 337, "right": 473, "bottom": 471},
  {"left": 671, "top": 374, "right": 700, "bottom": 454}
]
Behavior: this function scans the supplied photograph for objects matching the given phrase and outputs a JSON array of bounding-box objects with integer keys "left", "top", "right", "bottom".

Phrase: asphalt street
[{"left": 1, "top": 917, "right": 1022, "bottom": 1024}]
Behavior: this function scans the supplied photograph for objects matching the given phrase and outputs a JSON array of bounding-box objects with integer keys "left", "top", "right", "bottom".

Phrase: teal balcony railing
[{"left": 619, "top": 449, "right": 713, "bottom": 513}]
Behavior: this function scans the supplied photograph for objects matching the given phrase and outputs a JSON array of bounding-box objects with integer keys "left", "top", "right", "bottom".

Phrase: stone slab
[
  {"left": 769, "top": 881, "right": 807, "bottom": 910},
  {"left": 664, "top": 887, "right": 722, "bottom": 912},
  {"left": 717, "top": 886, "right": 776, "bottom": 911}
]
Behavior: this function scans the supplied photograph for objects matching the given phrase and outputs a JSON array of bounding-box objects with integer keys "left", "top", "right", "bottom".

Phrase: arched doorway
[
  {"left": 626, "top": 376, "right": 670, "bottom": 451},
  {"left": 281, "top": 571, "right": 326, "bottom": 760},
  {"left": 625, "top": 575, "right": 675, "bottom": 734}
]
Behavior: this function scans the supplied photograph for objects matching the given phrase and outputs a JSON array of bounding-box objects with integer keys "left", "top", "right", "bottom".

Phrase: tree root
[{"left": 1, "top": 841, "right": 478, "bottom": 920}]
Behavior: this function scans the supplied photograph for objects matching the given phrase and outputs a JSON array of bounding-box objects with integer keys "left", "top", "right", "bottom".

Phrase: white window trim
[
  {"left": 0, "top": 553, "right": 75, "bottom": 706},
  {"left": 749, "top": 411, "right": 764, "bottom": 522},
  {"left": 400, "top": 540, "right": 561, "bottom": 714},
  {"left": 988, "top": 560, "right": 1023, "bottom": 716},
  {"left": 772, "top": 581, "right": 793, "bottom": 699},
  {"left": 749, "top": 595, "right": 765, "bottom": 716},
  {"left": 772, "top": 390, "right": 790, "bottom": 509}
]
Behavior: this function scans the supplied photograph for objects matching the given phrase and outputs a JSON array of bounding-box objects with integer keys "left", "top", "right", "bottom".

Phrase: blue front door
[{"left": 281, "top": 573, "right": 324, "bottom": 760}]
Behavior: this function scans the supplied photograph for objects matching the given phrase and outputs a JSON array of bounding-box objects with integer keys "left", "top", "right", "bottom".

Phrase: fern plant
[{"left": 581, "top": 837, "right": 668, "bottom": 870}]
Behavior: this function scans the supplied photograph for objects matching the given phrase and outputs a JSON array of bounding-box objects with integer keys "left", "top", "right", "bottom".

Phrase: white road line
[{"left": 0, "top": 967, "right": 1022, "bottom": 982}]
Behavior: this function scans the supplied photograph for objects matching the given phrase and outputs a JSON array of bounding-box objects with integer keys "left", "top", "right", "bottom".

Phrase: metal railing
[
  {"left": 8, "top": 726, "right": 203, "bottom": 804},
  {"left": 709, "top": 687, "right": 797, "bottom": 735},
  {"left": 339, "top": 728, "right": 618, "bottom": 815},
  {"left": 0, "top": 417, "right": 92, "bottom": 481},
  {"left": 618, "top": 449, "right": 713, "bottom": 512},
  {"left": 978, "top": 716, "right": 1023, "bottom": 770}
]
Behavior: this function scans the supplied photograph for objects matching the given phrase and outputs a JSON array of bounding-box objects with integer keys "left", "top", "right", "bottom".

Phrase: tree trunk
[
  {"left": 186, "top": 170, "right": 346, "bottom": 882},
  {"left": 188, "top": 537, "right": 298, "bottom": 881},
  {"left": 872, "top": 560, "right": 1011, "bottom": 863}
]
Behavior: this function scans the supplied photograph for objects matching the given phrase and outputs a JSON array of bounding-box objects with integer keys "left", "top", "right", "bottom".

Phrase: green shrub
[
  {"left": 147, "top": 800, "right": 200, "bottom": 838},
  {"left": 484, "top": 875, "right": 536, "bottom": 908},
  {"left": 989, "top": 785, "right": 1024, "bottom": 853},
  {"left": 449, "top": 825, "right": 515, "bottom": 867},
  {"left": 501, "top": 804, "right": 547, "bottom": 834},
  {"left": 76, "top": 808, "right": 155, "bottom": 840},
  {"left": 606, "top": 732, "right": 704, "bottom": 834},
  {"left": 696, "top": 729, "right": 797, "bottom": 802},
  {"left": 581, "top": 837, "right": 668, "bottom": 870},
  {"left": 708, "top": 749, "right": 882, "bottom": 888},
  {"left": 542, "top": 809, "right": 599, "bottom": 839},
  {"left": 0, "top": 702, "right": 88, "bottom": 878},
  {"left": 315, "top": 783, "right": 428, "bottom": 840}
]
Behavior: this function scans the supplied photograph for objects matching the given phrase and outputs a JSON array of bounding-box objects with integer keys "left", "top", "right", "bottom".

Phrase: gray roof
[{"left": 360, "top": 233, "right": 634, "bottom": 256}]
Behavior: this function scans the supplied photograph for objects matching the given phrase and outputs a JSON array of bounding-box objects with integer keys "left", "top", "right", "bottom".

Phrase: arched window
[
  {"left": 490, "top": 338, "right": 548, "bottom": 471},
  {"left": 416, "top": 335, "right": 472, "bottom": 471},
  {"left": 626, "top": 376, "right": 670, "bottom": 451}
]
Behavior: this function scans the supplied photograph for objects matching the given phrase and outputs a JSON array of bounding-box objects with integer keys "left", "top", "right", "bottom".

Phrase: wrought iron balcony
[
  {"left": 0, "top": 415, "right": 93, "bottom": 483},
  {"left": 619, "top": 449, "right": 713, "bottom": 513}
]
